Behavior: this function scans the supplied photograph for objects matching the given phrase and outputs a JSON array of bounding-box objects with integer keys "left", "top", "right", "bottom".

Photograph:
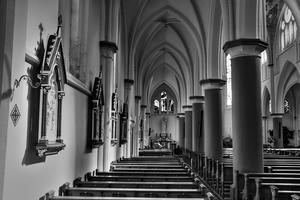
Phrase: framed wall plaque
[{"left": 35, "top": 19, "right": 67, "bottom": 157}]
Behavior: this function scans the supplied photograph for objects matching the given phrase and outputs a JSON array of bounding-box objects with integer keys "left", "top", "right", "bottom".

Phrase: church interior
[{"left": 1, "top": 0, "right": 300, "bottom": 199}]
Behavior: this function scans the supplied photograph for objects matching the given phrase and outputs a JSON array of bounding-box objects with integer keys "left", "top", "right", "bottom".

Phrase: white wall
[{"left": 2, "top": 0, "right": 99, "bottom": 199}]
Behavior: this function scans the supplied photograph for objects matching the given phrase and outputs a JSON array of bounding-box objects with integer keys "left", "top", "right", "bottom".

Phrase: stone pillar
[
  {"left": 134, "top": 96, "right": 141, "bottom": 156},
  {"left": 183, "top": 105, "right": 193, "bottom": 151},
  {"left": 98, "top": 41, "right": 118, "bottom": 171},
  {"left": 223, "top": 38, "right": 267, "bottom": 173},
  {"left": 124, "top": 79, "right": 134, "bottom": 158},
  {"left": 140, "top": 105, "right": 147, "bottom": 149},
  {"left": 268, "top": 64, "right": 276, "bottom": 113},
  {"left": 145, "top": 112, "right": 151, "bottom": 147},
  {"left": 200, "top": 79, "right": 226, "bottom": 161},
  {"left": 190, "top": 96, "right": 205, "bottom": 154},
  {"left": 271, "top": 113, "right": 284, "bottom": 148},
  {"left": 177, "top": 113, "right": 185, "bottom": 148}
]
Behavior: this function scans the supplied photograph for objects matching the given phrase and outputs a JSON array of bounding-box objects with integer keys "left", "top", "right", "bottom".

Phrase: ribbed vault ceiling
[{"left": 122, "top": 0, "right": 216, "bottom": 109}]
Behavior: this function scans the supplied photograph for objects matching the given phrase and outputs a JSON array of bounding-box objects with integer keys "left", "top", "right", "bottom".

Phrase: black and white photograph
[{"left": 0, "top": 0, "right": 300, "bottom": 199}]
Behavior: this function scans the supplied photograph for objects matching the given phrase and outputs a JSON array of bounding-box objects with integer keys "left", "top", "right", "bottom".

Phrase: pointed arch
[
  {"left": 149, "top": 82, "right": 179, "bottom": 114},
  {"left": 276, "top": 61, "right": 300, "bottom": 113}
]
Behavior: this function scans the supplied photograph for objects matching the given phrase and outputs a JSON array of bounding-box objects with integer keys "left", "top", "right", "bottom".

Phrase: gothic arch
[
  {"left": 276, "top": 61, "right": 300, "bottom": 113},
  {"left": 149, "top": 82, "right": 179, "bottom": 114}
]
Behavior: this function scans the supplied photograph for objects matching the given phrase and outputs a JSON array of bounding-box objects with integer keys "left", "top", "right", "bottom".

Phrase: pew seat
[
  {"left": 96, "top": 171, "right": 189, "bottom": 176},
  {"left": 74, "top": 180, "right": 197, "bottom": 189},
  {"left": 62, "top": 187, "right": 205, "bottom": 198},
  {"left": 87, "top": 175, "right": 193, "bottom": 182},
  {"left": 111, "top": 168, "right": 186, "bottom": 172},
  {"left": 112, "top": 164, "right": 182, "bottom": 168},
  {"left": 48, "top": 196, "right": 204, "bottom": 200}
]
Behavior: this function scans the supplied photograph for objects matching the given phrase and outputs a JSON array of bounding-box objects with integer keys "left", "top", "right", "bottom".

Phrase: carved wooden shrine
[
  {"left": 91, "top": 72, "right": 104, "bottom": 147},
  {"left": 35, "top": 20, "right": 67, "bottom": 157}
]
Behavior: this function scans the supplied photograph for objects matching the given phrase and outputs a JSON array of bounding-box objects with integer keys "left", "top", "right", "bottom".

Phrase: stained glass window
[
  {"left": 153, "top": 91, "right": 175, "bottom": 114},
  {"left": 284, "top": 99, "right": 290, "bottom": 113},
  {"left": 261, "top": 50, "right": 267, "bottom": 66},
  {"left": 280, "top": 6, "right": 297, "bottom": 51},
  {"left": 226, "top": 54, "right": 232, "bottom": 106},
  {"left": 154, "top": 99, "right": 159, "bottom": 113}
]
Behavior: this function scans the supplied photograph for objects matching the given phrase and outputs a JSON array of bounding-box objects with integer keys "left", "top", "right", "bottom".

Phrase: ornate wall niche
[
  {"left": 119, "top": 103, "right": 128, "bottom": 145},
  {"left": 111, "top": 90, "right": 119, "bottom": 146},
  {"left": 36, "top": 20, "right": 67, "bottom": 157},
  {"left": 91, "top": 72, "right": 104, "bottom": 148}
]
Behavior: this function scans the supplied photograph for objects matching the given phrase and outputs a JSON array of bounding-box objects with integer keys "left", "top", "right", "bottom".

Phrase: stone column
[
  {"left": 190, "top": 96, "right": 205, "bottom": 154},
  {"left": 200, "top": 79, "right": 226, "bottom": 161},
  {"left": 140, "top": 105, "right": 147, "bottom": 149},
  {"left": 183, "top": 105, "right": 193, "bottom": 151},
  {"left": 177, "top": 113, "right": 185, "bottom": 149},
  {"left": 271, "top": 113, "right": 284, "bottom": 148},
  {"left": 145, "top": 112, "right": 151, "bottom": 147},
  {"left": 124, "top": 79, "right": 134, "bottom": 158},
  {"left": 134, "top": 96, "right": 141, "bottom": 156},
  {"left": 98, "top": 41, "right": 118, "bottom": 171},
  {"left": 223, "top": 38, "right": 267, "bottom": 173}
]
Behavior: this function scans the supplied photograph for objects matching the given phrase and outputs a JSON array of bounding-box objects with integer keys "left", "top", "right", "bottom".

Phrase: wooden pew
[
  {"left": 73, "top": 177, "right": 197, "bottom": 189},
  {"left": 48, "top": 197, "right": 208, "bottom": 200},
  {"left": 111, "top": 168, "right": 186, "bottom": 173},
  {"left": 270, "top": 185, "right": 300, "bottom": 200},
  {"left": 255, "top": 181, "right": 300, "bottom": 200},
  {"left": 112, "top": 164, "right": 182, "bottom": 168},
  {"left": 240, "top": 173, "right": 300, "bottom": 199},
  {"left": 86, "top": 174, "right": 194, "bottom": 182},
  {"left": 45, "top": 190, "right": 211, "bottom": 200},
  {"left": 96, "top": 171, "right": 189, "bottom": 177},
  {"left": 60, "top": 185, "right": 205, "bottom": 198}
]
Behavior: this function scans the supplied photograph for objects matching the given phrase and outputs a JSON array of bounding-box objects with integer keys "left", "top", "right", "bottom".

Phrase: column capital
[
  {"left": 223, "top": 38, "right": 268, "bottom": 59},
  {"left": 99, "top": 41, "right": 118, "bottom": 52},
  {"left": 200, "top": 79, "right": 226, "bottom": 90},
  {"left": 135, "top": 96, "right": 141, "bottom": 100},
  {"left": 270, "top": 113, "right": 284, "bottom": 118},
  {"left": 124, "top": 79, "right": 134, "bottom": 85},
  {"left": 267, "top": 64, "right": 274, "bottom": 68},
  {"left": 182, "top": 105, "right": 193, "bottom": 111},
  {"left": 140, "top": 105, "right": 147, "bottom": 109},
  {"left": 176, "top": 113, "right": 185, "bottom": 118},
  {"left": 189, "top": 96, "right": 205, "bottom": 104}
]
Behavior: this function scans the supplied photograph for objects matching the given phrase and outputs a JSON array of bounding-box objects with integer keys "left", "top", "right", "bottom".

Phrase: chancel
[{"left": 1, "top": 0, "right": 300, "bottom": 200}]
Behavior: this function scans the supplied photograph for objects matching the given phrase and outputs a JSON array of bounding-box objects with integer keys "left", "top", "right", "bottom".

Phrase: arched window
[
  {"left": 284, "top": 99, "right": 290, "bottom": 113},
  {"left": 280, "top": 6, "right": 297, "bottom": 51},
  {"left": 153, "top": 99, "right": 159, "bottom": 113},
  {"left": 153, "top": 90, "right": 175, "bottom": 114},
  {"left": 261, "top": 50, "right": 268, "bottom": 66},
  {"left": 226, "top": 54, "right": 232, "bottom": 106},
  {"left": 269, "top": 99, "right": 272, "bottom": 114}
]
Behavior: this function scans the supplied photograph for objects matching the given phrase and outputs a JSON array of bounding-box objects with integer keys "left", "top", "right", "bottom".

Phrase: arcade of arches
[{"left": 0, "top": 0, "right": 300, "bottom": 199}]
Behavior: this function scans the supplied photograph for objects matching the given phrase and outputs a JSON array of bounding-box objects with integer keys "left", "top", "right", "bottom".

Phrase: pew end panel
[
  {"left": 43, "top": 190, "right": 55, "bottom": 200},
  {"left": 292, "top": 194, "right": 300, "bottom": 200},
  {"left": 72, "top": 177, "right": 82, "bottom": 187},
  {"left": 58, "top": 182, "right": 70, "bottom": 196},
  {"left": 84, "top": 172, "right": 92, "bottom": 181}
]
